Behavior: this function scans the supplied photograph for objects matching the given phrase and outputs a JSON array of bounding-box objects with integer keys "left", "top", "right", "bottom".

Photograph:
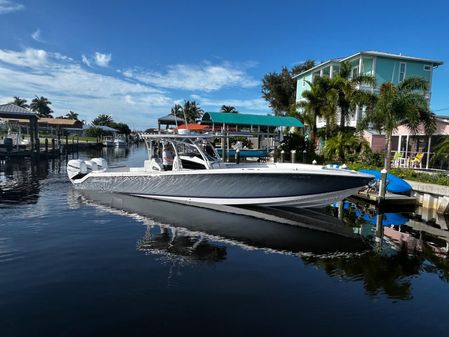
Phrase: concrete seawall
[{"left": 406, "top": 180, "right": 449, "bottom": 214}]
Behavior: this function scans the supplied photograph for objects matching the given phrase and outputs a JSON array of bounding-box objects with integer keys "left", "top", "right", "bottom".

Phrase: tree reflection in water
[{"left": 137, "top": 225, "right": 227, "bottom": 264}]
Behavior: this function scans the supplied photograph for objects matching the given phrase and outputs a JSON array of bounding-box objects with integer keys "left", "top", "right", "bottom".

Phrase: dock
[{"left": 351, "top": 190, "right": 417, "bottom": 208}]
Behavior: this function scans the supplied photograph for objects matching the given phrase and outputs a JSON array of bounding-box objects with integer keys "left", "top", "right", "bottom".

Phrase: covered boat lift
[
  {"left": 201, "top": 112, "right": 304, "bottom": 161},
  {"left": 0, "top": 103, "right": 39, "bottom": 152},
  {"left": 157, "top": 114, "right": 185, "bottom": 132}
]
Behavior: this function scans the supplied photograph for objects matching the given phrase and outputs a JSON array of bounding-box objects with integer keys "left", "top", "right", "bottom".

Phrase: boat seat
[
  {"left": 172, "top": 155, "right": 182, "bottom": 171},
  {"left": 144, "top": 158, "right": 163, "bottom": 171}
]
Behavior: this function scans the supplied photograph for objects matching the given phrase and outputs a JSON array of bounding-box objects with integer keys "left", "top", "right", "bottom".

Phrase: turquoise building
[{"left": 294, "top": 51, "right": 443, "bottom": 128}]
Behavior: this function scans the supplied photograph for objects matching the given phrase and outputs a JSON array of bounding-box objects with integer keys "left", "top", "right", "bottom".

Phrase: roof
[
  {"left": 158, "top": 114, "right": 185, "bottom": 124},
  {"left": 0, "top": 103, "right": 37, "bottom": 118},
  {"left": 342, "top": 51, "right": 443, "bottom": 66},
  {"left": 39, "top": 118, "right": 83, "bottom": 127},
  {"left": 91, "top": 125, "right": 118, "bottom": 132},
  {"left": 177, "top": 124, "right": 209, "bottom": 130},
  {"left": 202, "top": 112, "right": 303, "bottom": 127},
  {"left": 293, "top": 51, "right": 444, "bottom": 78},
  {"left": 292, "top": 59, "right": 341, "bottom": 79}
]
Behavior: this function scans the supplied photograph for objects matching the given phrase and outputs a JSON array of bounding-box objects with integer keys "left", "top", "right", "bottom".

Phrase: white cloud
[
  {"left": 31, "top": 29, "right": 45, "bottom": 43},
  {"left": 189, "top": 95, "right": 270, "bottom": 113},
  {"left": 81, "top": 54, "right": 91, "bottom": 67},
  {"left": 0, "top": 48, "right": 172, "bottom": 127},
  {"left": 0, "top": 48, "right": 265, "bottom": 127},
  {"left": 0, "top": 0, "right": 24, "bottom": 14},
  {"left": 123, "top": 62, "right": 259, "bottom": 92},
  {"left": 94, "top": 52, "right": 111, "bottom": 67},
  {"left": 0, "top": 48, "right": 48, "bottom": 68}
]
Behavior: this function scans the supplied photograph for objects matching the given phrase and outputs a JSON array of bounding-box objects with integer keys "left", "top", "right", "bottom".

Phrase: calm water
[{"left": 1, "top": 145, "right": 449, "bottom": 337}]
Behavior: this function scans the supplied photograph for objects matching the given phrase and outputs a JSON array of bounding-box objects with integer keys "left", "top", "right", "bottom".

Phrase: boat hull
[{"left": 71, "top": 170, "right": 373, "bottom": 207}]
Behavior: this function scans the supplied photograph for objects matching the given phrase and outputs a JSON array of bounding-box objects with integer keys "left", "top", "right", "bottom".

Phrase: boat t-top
[{"left": 67, "top": 133, "right": 374, "bottom": 207}]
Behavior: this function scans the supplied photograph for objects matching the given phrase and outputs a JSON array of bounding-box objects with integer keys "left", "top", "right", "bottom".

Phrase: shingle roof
[
  {"left": 0, "top": 103, "right": 37, "bottom": 117},
  {"left": 202, "top": 112, "right": 303, "bottom": 127}
]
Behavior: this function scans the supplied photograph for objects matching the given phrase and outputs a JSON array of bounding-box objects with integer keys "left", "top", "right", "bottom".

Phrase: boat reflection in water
[
  {"left": 70, "top": 191, "right": 449, "bottom": 301},
  {"left": 72, "top": 190, "right": 368, "bottom": 257}
]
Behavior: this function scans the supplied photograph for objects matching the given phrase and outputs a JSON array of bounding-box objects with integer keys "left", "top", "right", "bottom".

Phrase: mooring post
[
  {"left": 338, "top": 201, "right": 344, "bottom": 220},
  {"left": 235, "top": 149, "right": 240, "bottom": 164},
  {"left": 65, "top": 135, "right": 68, "bottom": 154},
  {"left": 375, "top": 213, "right": 384, "bottom": 251},
  {"left": 45, "top": 138, "right": 48, "bottom": 156},
  {"left": 291, "top": 150, "right": 296, "bottom": 163},
  {"left": 303, "top": 149, "right": 307, "bottom": 163},
  {"left": 280, "top": 150, "right": 285, "bottom": 163},
  {"left": 378, "top": 168, "right": 387, "bottom": 206}
]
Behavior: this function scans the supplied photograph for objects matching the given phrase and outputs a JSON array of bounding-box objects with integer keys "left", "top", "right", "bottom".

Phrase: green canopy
[{"left": 202, "top": 112, "right": 303, "bottom": 127}]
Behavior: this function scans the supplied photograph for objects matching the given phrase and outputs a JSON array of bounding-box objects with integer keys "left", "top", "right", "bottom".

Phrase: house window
[
  {"left": 423, "top": 65, "right": 432, "bottom": 71},
  {"left": 302, "top": 77, "right": 306, "bottom": 87},
  {"left": 351, "top": 66, "right": 358, "bottom": 78},
  {"left": 399, "top": 62, "right": 406, "bottom": 82}
]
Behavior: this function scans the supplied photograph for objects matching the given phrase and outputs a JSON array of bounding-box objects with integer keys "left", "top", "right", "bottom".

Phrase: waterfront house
[{"left": 294, "top": 51, "right": 443, "bottom": 128}]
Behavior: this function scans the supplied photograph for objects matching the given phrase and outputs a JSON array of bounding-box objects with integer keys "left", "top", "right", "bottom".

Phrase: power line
[{"left": 433, "top": 107, "right": 449, "bottom": 112}]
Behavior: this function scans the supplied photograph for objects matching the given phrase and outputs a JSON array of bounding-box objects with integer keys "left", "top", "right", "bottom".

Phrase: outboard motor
[
  {"left": 67, "top": 159, "right": 88, "bottom": 180},
  {"left": 84, "top": 160, "right": 99, "bottom": 172},
  {"left": 91, "top": 158, "right": 108, "bottom": 170}
]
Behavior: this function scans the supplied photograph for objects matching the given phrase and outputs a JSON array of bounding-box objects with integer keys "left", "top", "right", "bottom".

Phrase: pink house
[{"left": 362, "top": 116, "right": 449, "bottom": 169}]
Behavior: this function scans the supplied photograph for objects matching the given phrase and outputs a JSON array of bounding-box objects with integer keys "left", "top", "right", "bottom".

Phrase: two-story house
[{"left": 294, "top": 51, "right": 443, "bottom": 129}]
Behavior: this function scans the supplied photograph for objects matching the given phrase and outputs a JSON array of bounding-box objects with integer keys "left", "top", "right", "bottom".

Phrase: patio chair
[
  {"left": 410, "top": 152, "right": 424, "bottom": 168},
  {"left": 392, "top": 151, "right": 402, "bottom": 168}
]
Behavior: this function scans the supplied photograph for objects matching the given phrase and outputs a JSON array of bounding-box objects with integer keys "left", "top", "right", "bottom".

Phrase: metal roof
[
  {"left": 0, "top": 103, "right": 37, "bottom": 117},
  {"left": 293, "top": 51, "right": 444, "bottom": 78},
  {"left": 158, "top": 114, "right": 185, "bottom": 124},
  {"left": 90, "top": 124, "right": 118, "bottom": 132},
  {"left": 202, "top": 112, "right": 303, "bottom": 127}
]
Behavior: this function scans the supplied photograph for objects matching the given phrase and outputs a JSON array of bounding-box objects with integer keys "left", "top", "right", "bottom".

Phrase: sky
[{"left": 0, "top": 0, "right": 448, "bottom": 129}]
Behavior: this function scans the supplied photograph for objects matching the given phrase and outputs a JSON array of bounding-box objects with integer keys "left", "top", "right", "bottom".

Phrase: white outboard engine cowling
[
  {"left": 91, "top": 158, "right": 108, "bottom": 170},
  {"left": 84, "top": 160, "right": 98, "bottom": 172},
  {"left": 67, "top": 159, "right": 88, "bottom": 180}
]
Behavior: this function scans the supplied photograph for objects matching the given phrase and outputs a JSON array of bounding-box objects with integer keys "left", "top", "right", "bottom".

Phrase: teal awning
[{"left": 202, "top": 112, "right": 303, "bottom": 127}]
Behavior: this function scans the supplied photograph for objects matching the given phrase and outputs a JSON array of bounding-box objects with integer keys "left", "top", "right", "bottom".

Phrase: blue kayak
[{"left": 358, "top": 169, "right": 412, "bottom": 194}]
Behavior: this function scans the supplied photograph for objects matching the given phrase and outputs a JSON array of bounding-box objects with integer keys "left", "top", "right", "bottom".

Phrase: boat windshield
[{"left": 143, "top": 135, "right": 222, "bottom": 170}]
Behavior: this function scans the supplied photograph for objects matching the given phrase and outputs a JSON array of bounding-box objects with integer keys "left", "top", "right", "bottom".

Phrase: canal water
[{"left": 1, "top": 145, "right": 449, "bottom": 337}]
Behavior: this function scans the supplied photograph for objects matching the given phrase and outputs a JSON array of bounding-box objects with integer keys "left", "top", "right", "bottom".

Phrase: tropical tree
[
  {"left": 10, "top": 96, "right": 29, "bottom": 108},
  {"left": 112, "top": 122, "right": 131, "bottom": 135},
  {"left": 262, "top": 60, "right": 315, "bottom": 115},
  {"left": 66, "top": 110, "right": 79, "bottom": 120},
  {"left": 170, "top": 104, "right": 183, "bottom": 118},
  {"left": 431, "top": 138, "right": 449, "bottom": 164},
  {"left": 323, "top": 132, "right": 371, "bottom": 163},
  {"left": 298, "top": 76, "right": 337, "bottom": 149},
  {"left": 359, "top": 77, "right": 436, "bottom": 169},
  {"left": 30, "top": 96, "right": 53, "bottom": 117},
  {"left": 220, "top": 105, "right": 238, "bottom": 113},
  {"left": 169, "top": 101, "right": 204, "bottom": 124},
  {"left": 332, "top": 61, "right": 376, "bottom": 129},
  {"left": 92, "top": 114, "right": 114, "bottom": 126}
]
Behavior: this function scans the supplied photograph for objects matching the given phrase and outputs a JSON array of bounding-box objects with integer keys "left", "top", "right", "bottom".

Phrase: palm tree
[
  {"left": 30, "top": 96, "right": 53, "bottom": 117},
  {"left": 359, "top": 77, "right": 436, "bottom": 169},
  {"left": 298, "top": 76, "right": 337, "bottom": 148},
  {"left": 92, "top": 114, "right": 114, "bottom": 126},
  {"left": 65, "top": 111, "right": 79, "bottom": 120},
  {"left": 431, "top": 138, "right": 449, "bottom": 164},
  {"left": 10, "top": 96, "right": 29, "bottom": 108},
  {"left": 182, "top": 100, "right": 204, "bottom": 123},
  {"left": 170, "top": 104, "right": 183, "bottom": 119},
  {"left": 323, "top": 132, "right": 371, "bottom": 163},
  {"left": 220, "top": 105, "right": 238, "bottom": 113},
  {"left": 333, "top": 61, "right": 376, "bottom": 130}
]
